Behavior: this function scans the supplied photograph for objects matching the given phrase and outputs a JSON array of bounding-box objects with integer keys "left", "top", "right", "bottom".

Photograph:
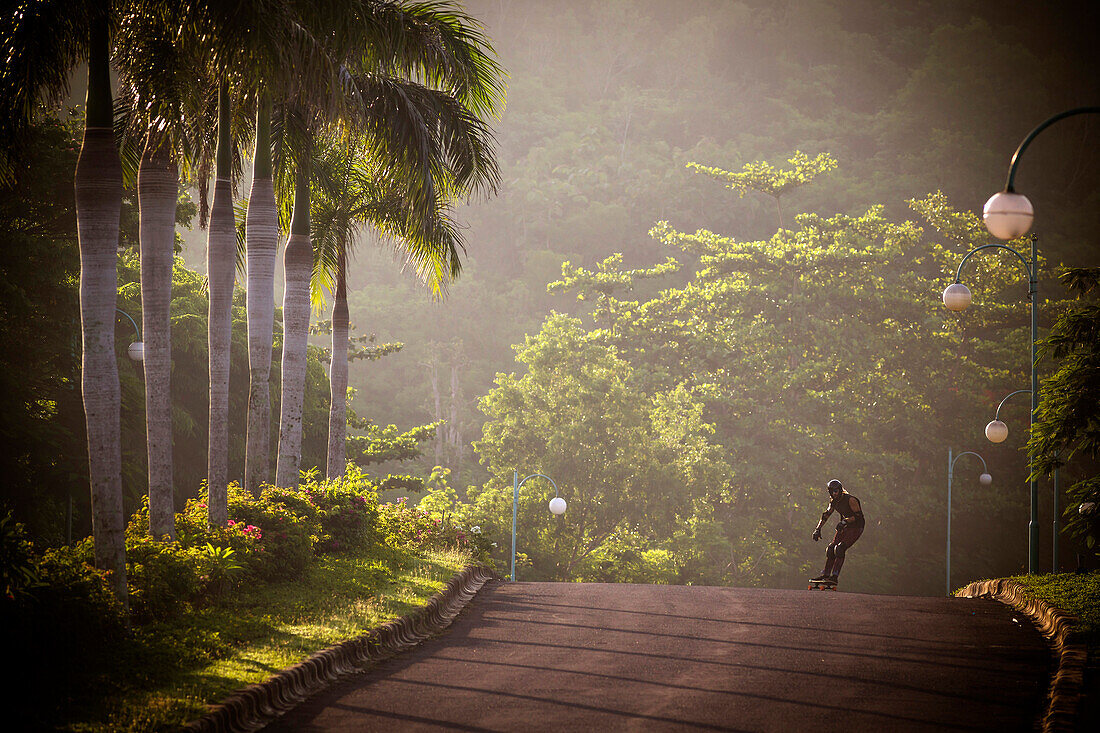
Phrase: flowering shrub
[
  {"left": 228, "top": 484, "right": 315, "bottom": 580},
  {"left": 378, "top": 498, "right": 476, "bottom": 553},
  {"left": 301, "top": 466, "right": 380, "bottom": 552}
]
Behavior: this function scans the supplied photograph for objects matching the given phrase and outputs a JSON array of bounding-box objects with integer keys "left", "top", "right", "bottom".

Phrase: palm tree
[
  {"left": 275, "top": 156, "right": 313, "bottom": 488},
  {"left": 308, "top": 128, "right": 486, "bottom": 480},
  {"left": 1, "top": 4, "right": 128, "bottom": 603},
  {"left": 136, "top": 125, "right": 178, "bottom": 539},
  {"left": 326, "top": 241, "right": 351, "bottom": 478},
  {"left": 115, "top": 2, "right": 218, "bottom": 539},
  {"left": 274, "top": 1, "right": 505, "bottom": 482},
  {"left": 244, "top": 90, "right": 278, "bottom": 495},
  {"left": 205, "top": 80, "right": 235, "bottom": 524},
  {"left": 268, "top": 0, "right": 503, "bottom": 485}
]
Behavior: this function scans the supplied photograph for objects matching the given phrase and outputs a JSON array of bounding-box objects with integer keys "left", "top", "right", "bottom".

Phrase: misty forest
[{"left": 2, "top": 4, "right": 1100, "bottom": 724}]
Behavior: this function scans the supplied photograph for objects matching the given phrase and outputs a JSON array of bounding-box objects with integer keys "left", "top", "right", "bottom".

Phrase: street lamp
[
  {"left": 511, "top": 471, "right": 566, "bottom": 582},
  {"left": 943, "top": 240, "right": 1038, "bottom": 572},
  {"left": 947, "top": 448, "right": 992, "bottom": 595},
  {"left": 977, "top": 106, "right": 1099, "bottom": 573},
  {"left": 984, "top": 389, "right": 1031, "bottom": 444},
  {"left": 984, "top": 388, "right": 1065, "bottom": 571},
  {"left": 983, "top": 107, "right": 1100, "bottom": 242},
  {"left": 116, "top": 308, "right": 144, "bottom": 362}
]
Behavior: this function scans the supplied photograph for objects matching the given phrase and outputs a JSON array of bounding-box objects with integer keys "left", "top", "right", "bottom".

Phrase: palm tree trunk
[
  {"left": 206, "top": 81, "right": 234, "bottom": 526},
  {"left": 245, "top": 91, "right": 277, "bottom": 495},
  {"left": 275, "top": 159, "right": 312, "bottom": 488},
  {"left": 326, "top": 243, "right": 349, "bottom": 479},
  {"left": 76, "top": 15, "right": 127, "bottom": 605},
  {"left": 138, "top": 128, "right": 177, "bottom": 540}
]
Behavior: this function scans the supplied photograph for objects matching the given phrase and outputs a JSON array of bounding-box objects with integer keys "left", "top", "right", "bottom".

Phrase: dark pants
[{"left": 823, "top": 523, "right": 864, "bottom": 578}]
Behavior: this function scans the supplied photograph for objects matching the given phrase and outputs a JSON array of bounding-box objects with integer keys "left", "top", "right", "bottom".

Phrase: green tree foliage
[
  {"left": 0, "top": 112, "right": 83, "bottom": 542},
  {"left": 1029, "top": 268, "right": 1100, "bottom": 551},
  {"left": 440, "top": 153, "right": 1060, "bottom": 593},
  {"left": 687, "top": 151, "right": 838, "bottom": 231},
  {"left": 347, "top": 421, "right": 439, "bottom": 468},
  {"left": 342, "top": 0, "right": 1097, "bottom": 496},
  {"left": 469, "top": 314, "right": 730, "bottom": 580}
]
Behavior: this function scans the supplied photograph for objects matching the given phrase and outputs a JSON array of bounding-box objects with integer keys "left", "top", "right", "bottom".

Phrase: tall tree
[
  {"left": 327, "top": 241, "right": 350, "bottom": 477},
  {"left": 136, "top": 126, "right": 177, "bottom": 538},
  {"left": 280, "top": 0, "right": 507, "bottom": 482},
  {"left": 275, "top": 159, "right": 313, "bottom": 487},
  {"left": 244, "top": 90, "right": 278, "bottom": 495},
  {"left": 115, "top": 1, "right": 216, "bottom": 539},
  {"left": 77, "top": 12, "right": 128, "bottom": 598},
  {"left": 1, "top": 4, "right": 128, "bottom": 602},
  {"left": 205, "top": 80, "right": 235, "bottom": 524}
]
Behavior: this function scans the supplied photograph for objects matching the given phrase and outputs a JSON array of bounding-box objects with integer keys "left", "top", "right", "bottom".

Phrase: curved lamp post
[
  {"left": 982, "top": 107, "right": 1100, "bottom": 241},
  {"left": 985, "top": 388, "right": 1063, "bottom": 570},
  {"left": 977, "top": 106, "right": 1099, "bottom": 572},
  {"left": 511, "top": 471, "right": 566, "bottom": 582},
  {"left": 943, "top": 242, "right": 1038, "bottom": 572},
  {"left": 947, "top": 448, "right": 992, "bottom": 595},
  {"left": 984, "top": 389, "right": 1031, "bottom": 444},
  {"left": 116, "top": 308, "right": 144, "bottom": 362}
]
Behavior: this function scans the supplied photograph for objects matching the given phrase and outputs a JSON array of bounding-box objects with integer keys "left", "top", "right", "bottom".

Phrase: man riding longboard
[{"left": 810, "top": 478, "right": 865, "bottom": 588}]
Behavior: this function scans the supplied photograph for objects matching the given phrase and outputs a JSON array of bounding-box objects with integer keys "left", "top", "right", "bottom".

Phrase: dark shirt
[{"left": 829, "top": 492, "right": 865, "bottom": 527}]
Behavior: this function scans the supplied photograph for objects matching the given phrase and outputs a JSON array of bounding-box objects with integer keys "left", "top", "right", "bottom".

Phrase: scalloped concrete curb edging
[
  {"left": 956, "top": 578, "right": 1086, "bottom": 733},
  {"left": 179, "top": 564, "right": 499, "bottom": 733}
]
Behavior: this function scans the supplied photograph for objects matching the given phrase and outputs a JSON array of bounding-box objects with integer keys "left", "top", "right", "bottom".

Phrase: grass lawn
[
  {"left": 1005, "top": 570, "right": 1100, "bottom": 651},
  {"left": 44, "top": 547, "right": 474, "bottom": 732}
]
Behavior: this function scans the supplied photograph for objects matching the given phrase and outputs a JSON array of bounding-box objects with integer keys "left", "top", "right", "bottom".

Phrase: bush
[
  {"left": 228, "top": 484, "right": 315, "bottom": 581},
  {"left": 379, "top": 497, "right": 475, "bottom": 553},
  {"left": 1, "top": 512, "right": 41, "bottom": 600},
  {"left": 2, "top": 539, "right": 127, "bottom": 663},
  {"left": 2, "top": 540, "right": 129, "bottom": 729},
  {"left": 126, "top": 538, "right": 204, "bottom": 621},
  {"left": 301, "top": 466, "right": 380, "bottom": 553},
  {"left": 580, "top": 529, "right": 680, "bottom": 584}
]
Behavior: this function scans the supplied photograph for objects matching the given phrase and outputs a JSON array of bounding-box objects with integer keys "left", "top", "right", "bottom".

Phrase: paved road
[{"left": 264, "top": 582, "right": 1050, "bottom": 732}]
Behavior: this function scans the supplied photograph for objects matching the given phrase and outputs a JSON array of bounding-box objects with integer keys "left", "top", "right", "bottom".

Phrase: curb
[
  {"left": 179, "top": 564, "right": 500, "bottom": 733},
  {"left": 956, "top": 578, "right": 1087, "bottom": 733}
]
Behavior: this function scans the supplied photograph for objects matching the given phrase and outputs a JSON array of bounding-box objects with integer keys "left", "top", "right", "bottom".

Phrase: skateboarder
[{"left": 810, "top": 479, "right": 865, "bottom": 585}]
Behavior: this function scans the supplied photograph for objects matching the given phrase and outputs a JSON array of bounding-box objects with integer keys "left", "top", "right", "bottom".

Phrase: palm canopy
[
  {"left": 355, "top": 0, "right": 506, "bottom": 119},
  {"left": 309, "top": 126, "right": 466, "bottom": 298},
  {"left": 0, "top": 1, "right": 113, "bottom": 182},
  {"left": 268, "top": 1, "right": 505, "bottom": 296}
]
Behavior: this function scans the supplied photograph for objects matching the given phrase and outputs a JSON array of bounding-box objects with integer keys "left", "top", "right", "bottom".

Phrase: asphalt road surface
[{"left": 263, "top": 582, "right": 1050, "bottom": 732}]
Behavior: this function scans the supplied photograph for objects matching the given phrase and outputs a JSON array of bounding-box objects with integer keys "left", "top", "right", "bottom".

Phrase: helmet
[{"left": 826, "top": 479, "right": 843, "bottom": 495}]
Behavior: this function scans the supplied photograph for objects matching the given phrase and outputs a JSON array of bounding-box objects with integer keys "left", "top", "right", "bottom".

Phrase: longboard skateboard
[{"left": 808, "top": 579, "right": 837, "bottom": 591}]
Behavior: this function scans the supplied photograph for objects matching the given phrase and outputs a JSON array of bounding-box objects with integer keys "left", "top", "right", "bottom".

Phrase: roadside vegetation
[
  {"left": 1009, "top": 571, "right": 1100, "bottom": 650},
  {"left": 2, "top": 470, "right": 487, "bottom": 732}
]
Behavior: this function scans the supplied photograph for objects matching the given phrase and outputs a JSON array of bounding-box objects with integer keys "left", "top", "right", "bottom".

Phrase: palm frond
[{"left": 0, "top": 0, "right": 99, "bottom": 183}]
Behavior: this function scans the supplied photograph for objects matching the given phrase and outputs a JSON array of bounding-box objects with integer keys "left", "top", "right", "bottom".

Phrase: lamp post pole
[
  {"left": 984, "top": 388, "right": 1060, "bottom": 570},
  {"left": 947, "top": 448, "right": 992, "bottom": 596},
  {"left": 511, "top": 471, "right": 565, "bottom": 582}
]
